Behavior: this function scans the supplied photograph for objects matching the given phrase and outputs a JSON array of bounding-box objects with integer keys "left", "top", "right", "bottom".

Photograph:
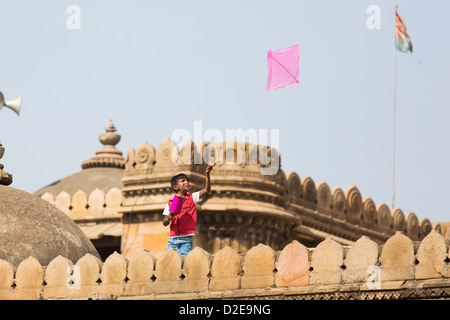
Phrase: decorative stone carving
[
  {"left": 345, "top": 185, "right": 362, "bottom": 222},
  {"left": 235, "top": 142, "right": 247, "bottom": 165},
  {"left": 124, "top": 147, "right": 136, "bottom": 176},
  {"left": 419, "top": 218, "right": 432, "bottom": 238},
  {"left": 247, "top": 143, "right": 258, "bottom": 165},
  {"left": 99, "top": 120, "right": 121, "bottom": 146},
  {"left": 392, "top": 208, "right": 406, "bottom": 232},
  {"left": 316, "top": 181, "right": 332, "bottom": 210},
  {"left": 202, "top": 141, "right": 224, "bottom": 165},
  {"left": 155, "top": 138, "right": 177, "bottom": 168},
  {"left": 81, "top": 120, "right": 125, "bottom": 169},
  {"left": 224, "top": 143, "right": 237, "bottom": 165},
  {"left": 259, "top": 145, "right": 280, "bottom": 175},
  {"left": 377, "top": 203, "right": 392, "bottom": 230},
  {"left": 286, "top": 171, "right": 301, "bottom": 203},
  {"left": 362, "top": 197, "right": 377, "bottom": 227},
  {"left": 301, "top": 176, "right": 316, "bottom": 203},
  {"left": 135, "top": 141, "right": 155, "bottom": 170},
  {"left": 406, "top": 212, "right": 419, "bottom": 240},
  {"left": 177, "top": 140, "right": 196, "bottom": 166},
  {"left": 331, "top": 187, "right": 346, "bottom": 220}
]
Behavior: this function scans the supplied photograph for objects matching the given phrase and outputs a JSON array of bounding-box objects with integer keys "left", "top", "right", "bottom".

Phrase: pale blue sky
[{"left": 1, "top": 1, "right": 449, "bottom": 224}]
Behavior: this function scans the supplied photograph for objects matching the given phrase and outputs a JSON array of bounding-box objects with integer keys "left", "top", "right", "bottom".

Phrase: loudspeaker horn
[{"left": 0, "top": 92, "right": 21, "bottom": 116}]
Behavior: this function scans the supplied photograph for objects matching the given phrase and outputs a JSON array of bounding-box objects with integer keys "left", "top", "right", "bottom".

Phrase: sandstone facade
[{"left": 34, "top": 124, "right": 446, "bottom": 266}]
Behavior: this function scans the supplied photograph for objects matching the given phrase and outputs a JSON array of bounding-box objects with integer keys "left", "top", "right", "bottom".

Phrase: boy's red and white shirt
[{"left": 162, "top": 191, "right": 202, "bottom": 238}]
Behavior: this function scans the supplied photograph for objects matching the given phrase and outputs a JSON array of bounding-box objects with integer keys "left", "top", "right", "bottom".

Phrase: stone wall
[
  {"left": 0, "top": 230, "right": 449, "bottom": 300},
  {"left": 39, "top": 177, "right": 437, "bottom": 246},
  {"left": 40, "top": 187, "right": 122, "bottom": 219}
]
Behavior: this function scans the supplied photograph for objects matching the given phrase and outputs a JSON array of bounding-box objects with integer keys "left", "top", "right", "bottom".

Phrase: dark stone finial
[{"left": 0, "top": 142, "right": 12, "bottom": 185}]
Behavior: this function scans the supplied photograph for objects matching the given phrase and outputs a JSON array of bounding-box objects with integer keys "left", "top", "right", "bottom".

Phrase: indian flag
[{"left": 395, "top": 6, "right": 413, "bottom": 54}]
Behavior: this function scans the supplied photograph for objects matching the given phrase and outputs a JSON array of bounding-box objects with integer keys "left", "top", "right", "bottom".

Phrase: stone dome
[{"left": 0, "top": 185, "right": 101, "bottom": 267}]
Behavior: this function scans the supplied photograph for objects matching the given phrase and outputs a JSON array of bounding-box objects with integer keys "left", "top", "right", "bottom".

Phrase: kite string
[{"left": 269, "top": 56, "right": 298, "bottom": 82}]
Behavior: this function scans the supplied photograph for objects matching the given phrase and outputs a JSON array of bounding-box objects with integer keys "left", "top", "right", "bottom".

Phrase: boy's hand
[
  {"left": 205, "top": 162, "right": 216, "bottom": 174},
  {"left": 163, "top": 212, "right": 176, "bottom": 226}
]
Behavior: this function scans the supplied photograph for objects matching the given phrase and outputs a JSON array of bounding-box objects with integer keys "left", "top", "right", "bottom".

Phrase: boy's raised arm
[{"left": 199, "top": 162, "right": 215, "bottom": 199}]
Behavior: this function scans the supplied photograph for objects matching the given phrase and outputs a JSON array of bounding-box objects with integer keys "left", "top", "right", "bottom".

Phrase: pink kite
[{"left": 266, "top": 45, "right": 299, "bottom": 91}]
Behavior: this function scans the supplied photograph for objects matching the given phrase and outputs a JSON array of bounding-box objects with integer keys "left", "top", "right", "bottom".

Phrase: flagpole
[
  {"left": 392, "top": 44, "right": 398, "bottom": 209},
  {"left": 392, "top": 5, "right": 412, "bottom": 209}
]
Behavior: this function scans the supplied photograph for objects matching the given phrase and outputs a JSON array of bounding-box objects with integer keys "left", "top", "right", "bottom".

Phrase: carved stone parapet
[
  {"left": 196, "top": 211, "right": 297, "bottom": 253},
  {"left": 119, "top": 138, "right": 435, "bottom": 257},
  {"left": 81, "top": 156, "right": 125, "bottom": 169}
]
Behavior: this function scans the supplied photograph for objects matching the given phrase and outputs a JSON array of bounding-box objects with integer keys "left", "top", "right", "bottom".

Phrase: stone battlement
[
  {"left": 0, "top": 231, "right": 449, "bottom": 300},
  {"left": 39, "top": 175, "right": 436, "bottom": 244},
  {"left": 40, "top": 187, "right": 122, "bottom": 220}
]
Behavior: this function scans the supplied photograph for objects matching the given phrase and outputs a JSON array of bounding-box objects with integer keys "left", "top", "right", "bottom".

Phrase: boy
[{"left": 162, "top": 162, "right": 215, "bottom": 256}]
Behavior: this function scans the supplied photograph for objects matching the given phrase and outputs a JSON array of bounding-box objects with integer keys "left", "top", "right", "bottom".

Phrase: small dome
[
  {"left": 34, "top": 120, "right": 125, "bottom": 197},
  {"left": 0, "top": 185, "right": 101, "bottom": 267},
  {"left": 34, "top": 167, "right": 124, "bottom": 197}
]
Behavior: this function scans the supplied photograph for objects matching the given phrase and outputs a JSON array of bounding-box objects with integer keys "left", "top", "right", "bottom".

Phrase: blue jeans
[{"left": 166, "top": 236, "right": 193, "bottom": 257}]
